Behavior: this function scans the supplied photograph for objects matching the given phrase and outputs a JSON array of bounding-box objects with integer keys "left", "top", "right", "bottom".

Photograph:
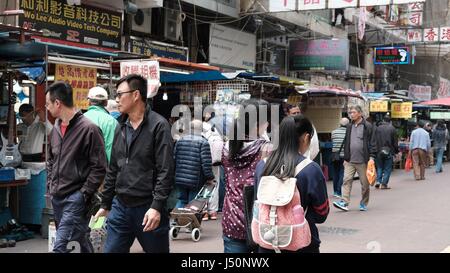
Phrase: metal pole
[{"left": 110, "top": 56, "right": 113, "bottom": 98}]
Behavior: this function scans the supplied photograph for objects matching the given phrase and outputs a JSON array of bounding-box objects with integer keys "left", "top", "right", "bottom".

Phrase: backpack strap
[{"left": 294, "top": 158, "right": 313, "bottom": 177}]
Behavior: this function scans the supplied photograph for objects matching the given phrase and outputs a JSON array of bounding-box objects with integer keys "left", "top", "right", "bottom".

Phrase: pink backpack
[{"left": 251, "top": 159, "right": 312, "bottom": 252}]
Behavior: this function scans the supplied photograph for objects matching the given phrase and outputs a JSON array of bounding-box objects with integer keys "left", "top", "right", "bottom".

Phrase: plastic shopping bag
[
  {"left": 366, "top": 159, "right": 377, "bottom": 186},
  {"left": 405, "top": 154, "right": 412, "bottom": 172}
]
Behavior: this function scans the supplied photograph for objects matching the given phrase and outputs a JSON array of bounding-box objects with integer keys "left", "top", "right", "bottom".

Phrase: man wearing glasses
[
  {"left": 95, "top": 74, "right": 175, "bottom": 253},
  {"left": 17, "top": 104, "right": 52, "bottom": 162}
]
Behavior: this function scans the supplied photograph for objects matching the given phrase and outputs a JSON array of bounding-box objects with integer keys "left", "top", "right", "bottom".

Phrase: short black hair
[
  {"left": 46, "top": 81, "right": 74, "bottom": 107},
  {"left": 116, "top": 74, "right": 147, "bottom": 102},
  {"left": 19, "top": 104, "right": 34, "bottom": 114},
  {"left": 383, "top": 115, "right": 391, "bottom": 123}
]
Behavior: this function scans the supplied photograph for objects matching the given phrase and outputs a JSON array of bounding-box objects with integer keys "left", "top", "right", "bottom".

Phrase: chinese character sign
[
  {"left": 298, "top": 0, "right": 326, "bottom": 10},
  {"left": 120, "top": 61, "right": 160, "bottom": 98},
  {"left": 360, "top": 0, "right": 390, "bottom": 6},
  {"left": 328, "top": 0, "right": 357, "bottom": 9},
  {"left": 438, "top": 77, "right": 450, "bottom": 99},
  {"left": 408, "top": 12, "right": 423, "bottom": 26},
  {"left": 440, "top": 27, "right": 450, "bottom": 42},
  {"left": 19, "top": 0, "right": 122, "bottom": 50},
  {"left": 370, "top": 101, "right": 388, "bottom": 113},
  {"left": 268, "top": 0, "right": 296, "bottom": 12},
  {"left": 391, "top": 102, "right": 412, "bottom": 119},
  {"left": 408, "top": 85, "right": 432, "bottom": 101},
  {"left": 55, "top": 64, "right": 97, "bottom": 110},
  {"left": 423, "top": 28, "right": 439, "bottom": 42}
]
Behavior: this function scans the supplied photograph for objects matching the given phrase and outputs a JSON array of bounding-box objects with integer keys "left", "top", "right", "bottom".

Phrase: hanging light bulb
[{"left": 163, "top": 92, "right": 168, "bottom": 101}]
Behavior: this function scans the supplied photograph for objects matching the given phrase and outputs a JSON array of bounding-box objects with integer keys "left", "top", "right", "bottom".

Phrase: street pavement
[{"left": 2, "top": 163, "right": 450, "bottom": 253}]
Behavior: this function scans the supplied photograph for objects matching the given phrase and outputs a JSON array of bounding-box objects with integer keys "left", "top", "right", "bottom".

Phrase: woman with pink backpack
[{"left": 253, "top": 115, "right": 329, "bottom": 253}]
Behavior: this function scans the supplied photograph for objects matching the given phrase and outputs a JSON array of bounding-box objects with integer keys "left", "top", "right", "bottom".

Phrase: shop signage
[
  {"left": 55, "top": 64, "right": 97, "bottom": 110},
  {"left": 408, "top": 84, "right": 431, "bottom": 101},
  {"left": 438, "top": 77, "right": 450, "bottom": 99},
  {"left": 370, "top": 100, "right": 389, "bottom": 112},
  {"left": 128, "top": 37, "right": 189, "bottom": 62},
  {"left": 289, "top": 39, "right": 349, "bottom": 71},
  {"left": 391, "top": 102, "right": 413, "bottom": 119},
  {"left": 308, "top": 97, "right": 346, "bottom": 109},
  {"left": 268, "top": 0, "right": 296, "bottom": 12},
  {"left": 328, "top": 0, "right": 357, "bottom": 9},
  {"left": 266, "top": 0, "right": 425, "bottom": 11},
  {"left": 374, "top": 46, "right": 410, "bottom": 65},
  {"left": 120, "top": 61, "right": 160, "bottom": 98},
  {"left": 209, "top": 24, "right": 256, "bottom": 70},
  {"left": 430, "top": 111, "right": 450, "bottom": 120},
  {"left": 19, "top": 0, "right": 122, "bottom": 50}
]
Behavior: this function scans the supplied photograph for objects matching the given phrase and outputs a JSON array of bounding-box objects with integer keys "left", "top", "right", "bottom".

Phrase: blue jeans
[
  {"left": 223, "top": 236, "right": 250, "bottom": 253},
  {"left": 376, "top": 155, "right": 393, "bottom": 185},
  {"left": 435, "top": 147, "right": 445, "bottom": 172},
  {"left": 175, "top": 186, "right": 200, "bottom": 208},
  {"left": 52, "top": 190, "right": 93, "bottom": 253},
  {"left": 332, "top": 159, "right": 344, "bottom": 195},
  {"left": 104, "top": 197, "right": 170, "bottom": 253}
]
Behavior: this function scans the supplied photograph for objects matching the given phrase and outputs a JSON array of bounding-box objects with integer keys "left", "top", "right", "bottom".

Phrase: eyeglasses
[{"left": 116, "top": 90, "right": 137, "bottom": 99}]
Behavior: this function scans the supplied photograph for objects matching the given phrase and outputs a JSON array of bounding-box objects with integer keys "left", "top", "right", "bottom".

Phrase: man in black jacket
[
  {"left": 374, "top": 115, "right": 398, "bottom": 189},
  {"left": 46, "top": 82, "right": 107, "bottom": 253},
  {"left": 333, "top": 105, "right": 377, "bottom": 212},
  {"left": 95, "top": 74, "right": 175, "bottom": 253}
]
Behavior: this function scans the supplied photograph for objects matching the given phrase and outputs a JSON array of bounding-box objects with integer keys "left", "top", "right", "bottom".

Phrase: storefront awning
[
  {"left": 421, "top": 97, "right": 450, "bottom": 107},
  {"left": 296, "top": 86, "right": 364, "bottom": 99},
  {"left": 161, "top": 70, "right": 228, "bottom": 83}
]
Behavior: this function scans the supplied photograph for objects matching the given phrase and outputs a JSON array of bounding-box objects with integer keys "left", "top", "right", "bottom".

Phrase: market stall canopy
[
  {"left": 161, "top": 70, "right": 228, "bottom": 83},
  {"left": 421, "top": 97, "right": 450, "bottom": 107},
  {"left": 296, "top": 86, "right": 364, "bottom": 99}
]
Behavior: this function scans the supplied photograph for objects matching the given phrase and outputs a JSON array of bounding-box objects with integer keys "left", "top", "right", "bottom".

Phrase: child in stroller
[{"left": 169, "top": 183, "right": 215, "bottom": 242}]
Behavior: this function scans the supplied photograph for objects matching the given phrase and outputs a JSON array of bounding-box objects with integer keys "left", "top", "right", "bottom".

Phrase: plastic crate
[{"left": 0, "top": 168, "right": 15, "bottom": 182}]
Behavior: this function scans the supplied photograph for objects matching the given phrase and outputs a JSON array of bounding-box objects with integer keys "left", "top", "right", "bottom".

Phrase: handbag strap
[{"left": 337, "top": 139, "right": 345, "bottom": 154}]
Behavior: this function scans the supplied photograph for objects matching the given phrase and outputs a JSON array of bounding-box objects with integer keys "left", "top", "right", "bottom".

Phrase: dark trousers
[
  {"left": 332, "top": 159, "right": 345, "bottom": 195},
  {"left": 104, "top": 197, "right": 170, "bottom": 253},
  {"left": 52, "top": 190, "right": 93, "bottom": 253},
  {"left": 376, "top": 154, "right": 393, "bottom": 185}
]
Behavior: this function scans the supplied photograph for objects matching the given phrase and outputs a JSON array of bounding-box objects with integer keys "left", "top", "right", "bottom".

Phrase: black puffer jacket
[
  {"left": 101, "top": 105, "right": 175, "bottom": 212},
  {"left": 375, "top": 122, "right": 399, "bottom": 155}
]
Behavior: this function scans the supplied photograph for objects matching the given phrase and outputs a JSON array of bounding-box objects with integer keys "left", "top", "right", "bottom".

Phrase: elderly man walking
[{"left": 333, "top": 106, "right": 377, "bottom": 212}]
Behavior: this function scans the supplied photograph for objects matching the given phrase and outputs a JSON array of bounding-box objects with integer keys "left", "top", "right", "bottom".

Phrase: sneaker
[
  {"left": 333, "top": 200, "right": 349, "bottom": 212},
  {"left": 209, "top": 212, "right": 218, "bottom": 220},
  {"left": 333, "top": 193, "right": 341, "bottom": 198},
  {"left": 359, "top": 204, "right": 368, "bottom": 211},
  {"left": 375, "top": 183, "right": 381, "bottom": 189},
  {"left": 380, "top": 184, "right": 391, "bottom": 190}
]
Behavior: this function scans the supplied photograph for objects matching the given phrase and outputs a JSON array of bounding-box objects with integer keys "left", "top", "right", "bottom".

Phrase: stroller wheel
[
  {"left": 191, "top": 228, "right": 201, "bottom": 242},
  {"left": 169, "top": 227, "right": 180, "bottom": 240}
]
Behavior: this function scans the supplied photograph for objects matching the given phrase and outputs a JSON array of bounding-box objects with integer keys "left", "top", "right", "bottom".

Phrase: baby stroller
[{"left": 169, "top": 183, "right": 215, "bottom": 242}]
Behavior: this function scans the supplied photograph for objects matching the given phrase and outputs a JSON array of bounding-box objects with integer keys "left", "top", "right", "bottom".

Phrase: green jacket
[{"left": 84, "top": 105, "right": 118, "bottom": 163}]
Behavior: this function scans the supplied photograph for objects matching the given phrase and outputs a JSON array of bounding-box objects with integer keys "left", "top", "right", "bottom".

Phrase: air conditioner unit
[
  {"left": 131, "top": 4, "right": 152, "bottom": 34},
  {"left": 164, "top": 9, "right": 181, "bottom": 41}
]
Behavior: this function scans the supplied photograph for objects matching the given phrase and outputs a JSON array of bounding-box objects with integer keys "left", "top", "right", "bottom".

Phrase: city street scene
[{"left": 1, "top": 0, "right": 450, "bottom": 256}]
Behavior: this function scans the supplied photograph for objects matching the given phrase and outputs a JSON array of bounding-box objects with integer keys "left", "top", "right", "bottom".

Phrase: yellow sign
[
  {"left": 370, "top": 100, "right": 389, "bottom": 112},
  {"left": 391, "top": 102, "right": 413, "bottom": 119},
  {"left": 55, "top": 64, "right": 97, "bottom": 110}
]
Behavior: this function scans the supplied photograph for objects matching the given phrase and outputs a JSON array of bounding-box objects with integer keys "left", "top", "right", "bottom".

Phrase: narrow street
[{"left": 2, "top": 163, "right": 449, "bottom": 253}]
